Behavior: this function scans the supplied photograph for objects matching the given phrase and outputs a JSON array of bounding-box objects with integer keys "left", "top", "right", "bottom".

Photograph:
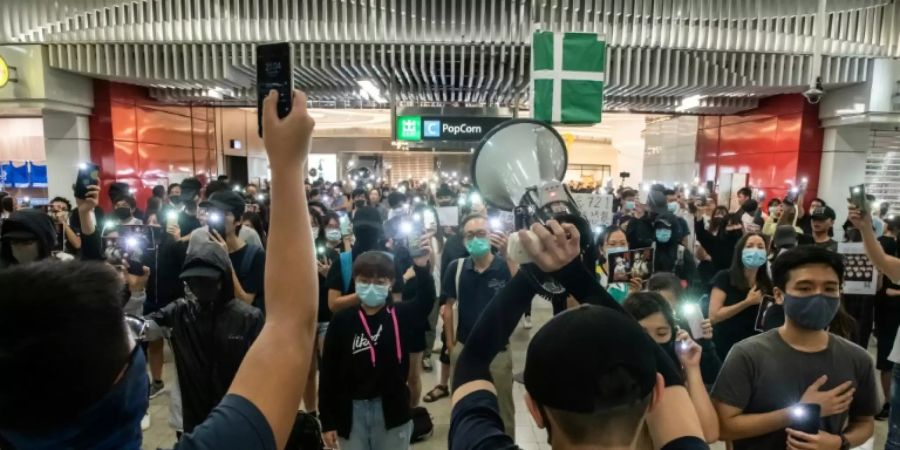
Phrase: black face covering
[
  {"left": 186, "top": 277, "right": 223, "bottom": 308},
  {"left": 169, "top": 194, "right": 182, "bottom": 205},
  {"left": 114, "top": 207, "right": 132, "bottom": 221},
  {"left": 352, "top": 225, "right": 383, "bottom": 258},
  {"left": 354, "top": 200, "right": 366, "bottom": 209}
]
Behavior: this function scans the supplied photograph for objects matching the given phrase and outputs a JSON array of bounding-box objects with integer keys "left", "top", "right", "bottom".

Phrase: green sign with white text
[{"left": 396, "top": 116, "right": 422, "bottom": 141}]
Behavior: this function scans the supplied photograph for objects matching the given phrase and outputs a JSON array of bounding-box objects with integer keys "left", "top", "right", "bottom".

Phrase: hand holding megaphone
[{"left": 506, "top": 220, "right": 581, "bottom": 272}]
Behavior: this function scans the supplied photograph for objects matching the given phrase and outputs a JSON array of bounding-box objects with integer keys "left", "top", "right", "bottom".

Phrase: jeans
[
  {"left": 339, "top": 398, "right": 413, "bottom": 450},
  {"left": 887, "top": 364, "right": 900, "bottom": 450}
]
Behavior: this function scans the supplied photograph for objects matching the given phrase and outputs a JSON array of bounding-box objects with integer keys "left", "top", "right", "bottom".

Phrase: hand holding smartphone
[
  {"left": 74, "top": 163, "right": 100, "bottom": 200},
  {"left": 680, "top": 303, "right": 705, "bottom": 340},
  {"left": 256, "top": 42, "right": 295, "bottom": 137},
  {"left": 849, "top": 184, "right": 868, "bottom": 215},
  {"left": 788, "top": 403, "right": 821, "bottom": 434}
]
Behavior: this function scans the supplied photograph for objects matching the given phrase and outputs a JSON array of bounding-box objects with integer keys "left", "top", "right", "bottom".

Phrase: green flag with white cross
[{"left": 532, "top": 31, "right": 606, "bottom": 124}]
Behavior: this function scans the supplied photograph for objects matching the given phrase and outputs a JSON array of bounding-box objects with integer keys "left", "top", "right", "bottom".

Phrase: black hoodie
[{"left": 0, "top": 210, "right": 57, "bottom": 267}]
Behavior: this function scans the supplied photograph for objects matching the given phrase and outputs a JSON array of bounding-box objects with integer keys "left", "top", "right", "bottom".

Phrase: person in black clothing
[
  {"left": 810, "top": 205, "right": 838, "bottom": 252},
  {"left": 199, "top": 190, "right": 267, "bottom": 311},
  {"left": 126, "top": 238, "right": 264, "bottom": 432},
  {"left": 320, "top": 245, "right": 436, "bottom": 450},
  {"left": 798, "top": 197, "right": 826, "bottom": 236},
  {"left": 708, "top": 232, "right": 773, "bottom": 360},
  {"left": 327, "top": 206, "right": 389, "bottom": 312},
  {"left": 874, "top": 220, "right": 900, "bottom": 420},
  {"left": 647, "top": 272, "right": 722, "bottom": 386},
  {"left": 623, "top": 292, "right": 719, "bottom": 442},
  {"left": 694, "top": 207, "right": 743, "bottom": 276},
  {"left": 0, "top": 209, "right": 57, "bottom": 267},
  {"left": 653, "top": 214, "right": 698, "bottom": 291},
  {"left": 449, "top": 220, "right": 710, "bottom": 450}
]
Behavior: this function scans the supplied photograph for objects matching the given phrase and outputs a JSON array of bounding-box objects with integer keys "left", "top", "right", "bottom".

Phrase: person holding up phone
[
  {"left": 623, "top": 292, "right": 720, "bottom": 443},
  {"left": 712, "top": 246, "right": 877, "bottom": 450},
  {"left": 708, "top": 232, "right": 773, "bottom": 360},
  {"left": 196, "top": 190, "right": 267, "bottom": 312},
  {"left": 596, "top": 226, "right": 641, "bottom": 303}
]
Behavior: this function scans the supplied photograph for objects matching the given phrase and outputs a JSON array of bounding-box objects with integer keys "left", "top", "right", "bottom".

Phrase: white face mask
[{"left": 11, "top": 241, "right": 40, "bottom": 264}]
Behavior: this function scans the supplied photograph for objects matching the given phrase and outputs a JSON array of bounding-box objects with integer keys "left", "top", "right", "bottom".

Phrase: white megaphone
[{"left": 471, "top": 119, "right": 592, "bottom": 268}]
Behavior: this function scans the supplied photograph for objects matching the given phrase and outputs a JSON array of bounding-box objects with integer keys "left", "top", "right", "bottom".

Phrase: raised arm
[
  {"left": 76, "top": 185, "right": 103, "bottom": 261},
  {"left": 849, "top": 204, "right": 900, "bottom": 282},
  {"left": 226, "top": 90, "right": 317, "bottom": 450}
]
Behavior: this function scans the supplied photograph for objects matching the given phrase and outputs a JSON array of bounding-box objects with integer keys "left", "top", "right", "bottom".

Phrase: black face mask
[
  {"left": 186, "top": 277, "right": 223, "bottom": 307},
  {"left": 354, "top": 200, "right": 366, "bottom": 209},
  {"left": 727, "top": 229, "right": 744, "bottom": 239},
  {"left": 169, "top": 195, "right": 182, "bottom": 205},
  {"left": 114, "top": 207, "right": 132, "bottom": 221}
]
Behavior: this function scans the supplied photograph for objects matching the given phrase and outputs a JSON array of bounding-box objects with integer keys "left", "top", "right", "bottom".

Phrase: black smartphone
[
  {"left": 256, "top": 42, "right": 295, "bottom": 137},
  {"left": 785, "top": 187, "right": 800, "bottom": 204},
  {"left": 788, "top": 403, "right": 821, "bottom": 434},
  {"left": 850, "top": 184, "right": 868, "bottom": 214},
  {"left": 74, "top": 163, "right": 100, "bottom": 199},
  {"left": 207, "top": 209, "right": 227, "bottom": 238}
]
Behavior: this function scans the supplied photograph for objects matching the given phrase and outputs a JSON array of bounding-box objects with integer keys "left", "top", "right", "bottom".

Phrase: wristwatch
[{"left": 839, "top": 434, "right": 850, "bottom": 450}]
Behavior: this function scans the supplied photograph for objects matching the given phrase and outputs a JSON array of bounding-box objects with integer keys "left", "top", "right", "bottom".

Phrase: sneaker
[
  {"left": 149, "top": 380, "right": 166, "bottom": 399},
  {"left": 141, "top": 413, "right": 151, "bottom": 431},
  {"left": 876, "top": 403, "right": 890, "bottom": 421},
  {"left": 422, "top": 357, "right": 434, "bottom": 373},
  {"left": 523, "top": 315, "right": 533, "bottom": 330}
]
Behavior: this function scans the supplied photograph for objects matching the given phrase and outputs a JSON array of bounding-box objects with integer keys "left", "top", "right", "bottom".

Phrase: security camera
[
  {"left": 802, "top": 87, "right": 824, "bottom": 104},
  {"left": 803, "top": 77, "right": 824, "bottom": 104}
]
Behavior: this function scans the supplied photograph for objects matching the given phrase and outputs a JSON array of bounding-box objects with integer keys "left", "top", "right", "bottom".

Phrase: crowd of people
[{"left": 0, "top": 90, "right": 897, "bottom": 450}]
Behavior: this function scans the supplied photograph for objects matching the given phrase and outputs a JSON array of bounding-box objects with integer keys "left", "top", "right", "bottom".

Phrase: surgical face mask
[
  {"left": 326, "top": 228, "right": 342, "bottom": 242},
  {"left": 11, "top": 241, "right": 40, "bottom": 263},
  {"left": 311, "top": 227, "right": 320, "bottom": 238},
  {"left": 114, "top": 207, "right": 132, "bottom": 221},
  {"left": 783, "top": 293, "right": 840, "bottom": 330},
  {"left": 608, "top": 284, "right": 629, "bottom": 303},
  {"left": 655, "top": 229, "right": 672, "bottom": 244},
  {"left": 741, "top": 248, "right": 768, "bottom": 268},
  {"left": 357, "top": 282, "right": 389, "bottom": 307},
  {"left": 667, "top": 201, "right": 679, "bottom": 213},
  {"left": 466, "top": 237, "right": 491, "bottom": 257},
  {"left": 606, "top": 246, "right": 628, "bottom": 257},
  {"left": 624, "top": 201, "right": 636, "bottom": 211}
]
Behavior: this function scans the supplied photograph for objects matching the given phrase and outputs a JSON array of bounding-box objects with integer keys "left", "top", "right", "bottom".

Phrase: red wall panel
[
  {"left": 90, "top": 80, "right": 219, "bottom": 210},
  {"left": 695, "top": 94, "right": 823, "bottom": 205}
]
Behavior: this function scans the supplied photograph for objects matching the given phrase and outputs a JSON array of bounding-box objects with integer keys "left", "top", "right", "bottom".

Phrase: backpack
[
  {"left": 284, "top": 411, "right": 325, "bottom": 450},
  {"left": 410, "top": 406, "right": 434, "bottom": 442},
  {"left": 339, "top": 251, "right": 353, "bottom": 293}
]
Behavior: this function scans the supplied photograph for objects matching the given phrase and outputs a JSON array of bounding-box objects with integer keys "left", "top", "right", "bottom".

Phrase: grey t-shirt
[{"left": 711, "top": 329, "right": 878, "bottom": 450}]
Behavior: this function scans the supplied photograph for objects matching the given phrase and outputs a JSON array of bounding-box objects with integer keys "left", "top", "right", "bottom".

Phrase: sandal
[{"left": 423, "top": 385, "right": 450, "bottom": 403}]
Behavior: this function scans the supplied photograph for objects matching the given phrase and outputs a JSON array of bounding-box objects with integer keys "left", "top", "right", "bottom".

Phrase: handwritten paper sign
[
  {"left": 838, "top": 242, "right": 878, "bottom": 295},
  {"left": 572, "top": 193, "right": 614, "bottom": 227}
]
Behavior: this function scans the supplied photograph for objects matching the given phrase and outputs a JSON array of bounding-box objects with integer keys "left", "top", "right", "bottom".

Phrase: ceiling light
[
  {"left": 357, "top": 80, "right": 387, "bottom": 103},
  {"left": 676, "top": 95, "right": 702, "bottom": 111},
  {"left": 206, "top": 89, "right": 224, "bottom": 100}
]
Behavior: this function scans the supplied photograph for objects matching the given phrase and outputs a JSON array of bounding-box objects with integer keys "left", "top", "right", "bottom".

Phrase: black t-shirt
[
  {"left": 325, "top": 254, "right": 354, "bottom": 295},
  {"left": 710, "top": 270, "right": 760, "bottom": 359},
  {"left": 229, "top": 244, "right": 266, "bottom": 311},
  {"left": 812, "top": 238, "right": 838, "bottom": 253},
  {"left": 318, "top": 247, "right": 340, "bottom": 323},
  {"left": 449, "top": 390, "right": 709, "bottom": 450}
]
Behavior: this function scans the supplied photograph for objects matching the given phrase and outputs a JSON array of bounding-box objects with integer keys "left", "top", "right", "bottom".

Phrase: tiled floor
[{"left": 142, "top": 299, "right": 887, "bottom": 450}]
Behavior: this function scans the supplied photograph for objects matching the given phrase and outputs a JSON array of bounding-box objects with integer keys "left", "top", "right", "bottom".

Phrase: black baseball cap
[
  {"left": 524, "top": 305, "right": 658, "bottom": 413},
  {"left": 200, "top": 191, "right": 245, "bottom": 219},
  {"left": 654, "top": 214, "right": 675, "bottom": 229},
  {"left": 811, "top": 205, "right": 836, "bottom": 221}
]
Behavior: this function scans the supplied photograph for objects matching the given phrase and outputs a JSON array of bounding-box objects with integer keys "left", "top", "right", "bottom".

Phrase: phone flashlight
[
  {"left": 167, "top": 211, "right": 178, "bottom": 222},
  {"left": 698, "top": 187, "right": 707, "bottom": 195},
  {"left": 413, "top": 213, "right": 422, "bottom": 222},
  {"left": 366, "top": 183, "right": 373, "bottom": 190},
  {"left": 470, "top": 192, "right": 482, "bottom": 204},
  {"left": 78, "top": 163, "right": 88, "bottom": 170},
  {"left": 104, "top": 220, "right": 117, "bottom": 229},
  {"left": 399, "top": 186, "right": 407, "bottom": 194},
  {"left": 24, "top": 196, "right": 30, "bottom": 203},
  {"left": 643, "top": 184, "right": 651, "bottom": 192},
  {"left": 790, "top": 187, "right": 799, "bottom": 194},
  {"left": 400, "top": 221, "right": 413, "bottom": 235},
  {"left": 208, "top": 212, "right": 222, "bottom": 224},
  {"left": 232, "top": 185, "right": 241, "bottom": 192},
  {"left": 451, "top": 171, "right": 458, "bottom": 178},
  {"left": 790, "top": 405, "right": 806, "bottom": 419},
  {"left": 593, "top": 225, "right": 604, "bottom": 235},
  {"left": 317, "top": 246, "right": 325, "bottom": 255},
  {"left": 125, "top": 236, "right": 139, "bottom": 249},
  {"left": 802, "top": 177, "right": 808, "bottom": 184},
  {"left": 257, "top": 194, "right": 265, "bottom": 201},
  {"left": 681, "top": 303, "right": 698, "bottom": 316},
  {"left": 490, "top": 217, "right": 502, "bottom": 231},
  {"left": 852, "top": 186, "right": 861, "bottom": 194},
  {"left": 414, "top": 196, "right": 422, "bottom": 204},
  {"left": 679, "top": 341, "right": 691, "bottom": 351}
]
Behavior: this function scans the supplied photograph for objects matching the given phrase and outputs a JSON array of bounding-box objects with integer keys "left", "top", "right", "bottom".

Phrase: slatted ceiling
[
  {"left": 383, "top": 153, "right": 435, "bottom": 183},
  {"left": 1, "top": 0, "right": 897, "bottom": 113},
  {"left": 866, "top": 131, "right": 900, "bottom": 217}
]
